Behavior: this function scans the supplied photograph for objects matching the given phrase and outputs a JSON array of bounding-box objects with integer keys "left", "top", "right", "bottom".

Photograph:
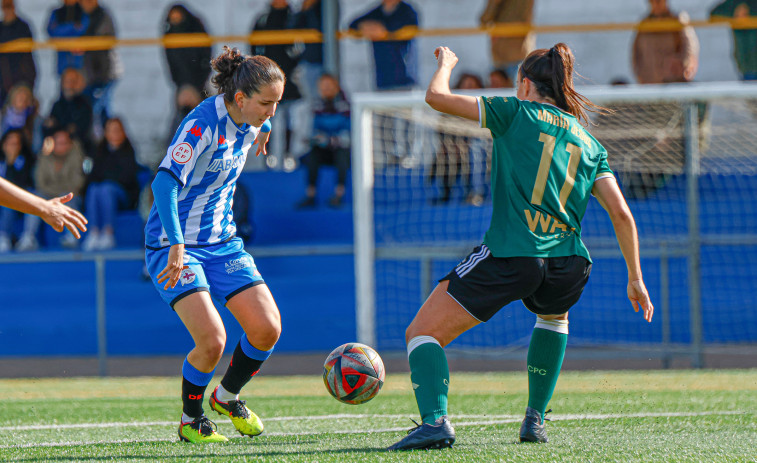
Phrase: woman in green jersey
[{"left": 388, "top": 43, "right": 654, "bottom": 451}]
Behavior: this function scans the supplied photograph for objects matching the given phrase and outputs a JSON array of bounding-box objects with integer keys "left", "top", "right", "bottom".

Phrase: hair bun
[
  {"left": 225, "top": 47, "right": 246, "bottom": 73},
  {"left": 232, "top": 53, "right": 246, "bottom": 66},
  {"left": 211, "top": 47, "right": 285, "bottom": 103}
]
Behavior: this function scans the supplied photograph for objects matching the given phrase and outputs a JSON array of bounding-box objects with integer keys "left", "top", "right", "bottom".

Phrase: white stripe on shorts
[
  {"left": 455, "top": 245, "right": 491, "bottom": 278},
  {"left": 454, "top": 245, "right": 487, "bottom": 277}
]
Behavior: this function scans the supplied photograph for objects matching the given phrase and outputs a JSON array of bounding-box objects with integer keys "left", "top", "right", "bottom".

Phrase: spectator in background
[
  {"left": 80, "top": 0, "right": 122, "bottom": 139},
  {"left": 162, "top": 4, "right": 212, "bottom": 97},
  {"left": 81, "top": 117, "right": 138, "bottom": 251},
  {"left": 0, "top": 0, "right": 36, "bottom": 107},
  {"left": 480, "top": 0, "right": 535, "bottom": 80},
  {"left": 711, "top": 0, "right": 757, "bottom": 80},
  {"left": 166, "top": 84, "right": 202, "bottom": 148},
  {"left": 252, "top": 0, "right": 303, "bottom": 167},
  {"left": 293, "top": 0, "right": 339, "bottom": 156},
  {"left": 0, "top": 129, "right": 36, "bottom": 252},
  {"left": 44, "top": 67, "right": 93, "bottom": 151},
  {"left": 293, "top": 0, "right": 330, "bottom": 103},
  {"left": 488, "top": 68, "right": 513, "bottom": 87},
  {"left": 349, "top": 1, "right": 419, "bottom": 167},
  {"left": 348, "top": 0, "right": 419, "bottom": 91},
  {"left": 47, "top": 0, "right": 89, "bottom": 76},
  {"left": 456, "top": 73, "right": 484, "bottom": 90},
  {"left": 296, "top": 74, "right": 350, "bottom": 209},
  {"left": 633, "top": 0, "right": 699, "bottom": 83},
  {"left": 32, "top": 129, "right": 86, "bottom": 249},
  {"left": 1, "top": 84, "right": 43, "bottom": 152}
]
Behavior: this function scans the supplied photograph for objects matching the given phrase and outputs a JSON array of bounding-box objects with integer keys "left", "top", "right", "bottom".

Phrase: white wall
[{"left": 15, "top": 0, "right": 736, "bottom": 165}]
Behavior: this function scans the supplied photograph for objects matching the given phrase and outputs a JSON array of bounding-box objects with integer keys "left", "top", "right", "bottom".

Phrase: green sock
[
  {"left": 526, "top": 321, "right": 568, "bottom": 419},
  {"left": 408, "top": 338, "right": 449, "bottom": 424}
]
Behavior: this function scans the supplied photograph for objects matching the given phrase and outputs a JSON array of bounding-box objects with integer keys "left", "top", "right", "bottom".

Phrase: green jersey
[{"left": 478, "top": 96, "right": 614, "bottom": 262}]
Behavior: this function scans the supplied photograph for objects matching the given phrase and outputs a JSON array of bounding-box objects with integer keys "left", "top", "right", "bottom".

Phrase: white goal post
[{"left": 351, "top": 82, "right": 757, "bottom": 365}]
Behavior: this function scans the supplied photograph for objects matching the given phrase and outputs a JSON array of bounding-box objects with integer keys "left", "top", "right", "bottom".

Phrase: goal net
[{"left": 351, "top": 83, "right": 757, "bottom": 364}]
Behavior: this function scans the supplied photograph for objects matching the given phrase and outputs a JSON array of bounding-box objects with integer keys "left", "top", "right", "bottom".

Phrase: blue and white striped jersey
[{"left": 145, "top": 95, "right": 264, "bottom": 249}]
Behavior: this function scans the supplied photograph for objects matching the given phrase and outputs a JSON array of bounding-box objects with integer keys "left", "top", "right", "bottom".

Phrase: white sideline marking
[
  {"left": 0, "top": 410, "right": 745, "bottom": 449},
  {"left": 6, "top": 414, "right": 412, "bottom": 431}
]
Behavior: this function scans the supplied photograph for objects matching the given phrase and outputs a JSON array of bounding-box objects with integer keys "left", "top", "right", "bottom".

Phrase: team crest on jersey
[
  {"left": 225, "top": 256, "right": 252, "bottom": 274},
  {"left": 179, "top": 268, "right": 196, "bottom": 286},
  {"left": 171, "top": 143, "right": 193, "bottom": 164}
]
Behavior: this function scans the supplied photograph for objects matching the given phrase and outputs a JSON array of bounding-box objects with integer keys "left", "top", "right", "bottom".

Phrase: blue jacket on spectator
[
  {"left": 294, "top": 0, "right": 325, "bottom": 66},
  {"left": 312, "top": 90, "right": 350, "bottom": 150},
  {"left": 349, "top": 1, "right": 418, "bottom": 90},
  {"left": 47, "top": 3, "right": 90, "bottom": 75}
]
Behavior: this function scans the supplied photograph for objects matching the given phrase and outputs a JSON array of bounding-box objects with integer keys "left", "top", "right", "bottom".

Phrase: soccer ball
[{"left": 323, "top": 342, "right": 385, "bottom": 405}]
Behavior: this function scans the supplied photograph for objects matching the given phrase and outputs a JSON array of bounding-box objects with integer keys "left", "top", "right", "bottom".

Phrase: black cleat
[
  {"left": 387, "top": 416, "right": 456, "bottom": 451},
  {"left": 519, "top": 407, "right": 550, "bottom": 443}
]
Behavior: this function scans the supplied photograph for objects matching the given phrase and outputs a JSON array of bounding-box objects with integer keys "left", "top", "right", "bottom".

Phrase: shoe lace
[
  {"left": 544, "top": 409, "right": 552, "bottom": 422},
  {"left": 194, "top": 416, "right": 218, "bottom": 436},
  {"left": 229, "top": 399, "right": 250, "bottom": 419},
  {"left": 405, "top": 418, "right": 422, "bottom": 435}
]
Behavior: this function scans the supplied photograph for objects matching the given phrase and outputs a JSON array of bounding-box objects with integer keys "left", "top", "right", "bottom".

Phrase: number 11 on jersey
[{"left": 531, "top": 132, "right": 582, "bottom": 216}]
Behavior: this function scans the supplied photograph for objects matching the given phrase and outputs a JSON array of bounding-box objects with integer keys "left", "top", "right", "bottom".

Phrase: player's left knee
[{"left": 252, "top": 322, "right": 281, "bottom": 351}]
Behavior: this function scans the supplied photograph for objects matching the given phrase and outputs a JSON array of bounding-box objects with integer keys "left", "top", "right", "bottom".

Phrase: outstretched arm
[
  {"left": 152, "top": 171, "right": 186, "bottom": 290},
  {"left": 425, "top": 46, "right": 479, "bottom": 121},
  {"left": 592, "top": 177, "right": 654, "bottom": 322},
  {"left": 0, "top": 177, "right": 87, "bottom": 238}
]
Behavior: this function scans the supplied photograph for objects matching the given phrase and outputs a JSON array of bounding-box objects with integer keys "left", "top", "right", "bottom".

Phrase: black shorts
[{"left": 441, "top": 244, "right": 592, "bottom": 322}]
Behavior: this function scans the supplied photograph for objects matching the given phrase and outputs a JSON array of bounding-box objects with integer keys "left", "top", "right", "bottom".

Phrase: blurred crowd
[{"left": 0, "top": 0, "right": 752, "bottom": 252}]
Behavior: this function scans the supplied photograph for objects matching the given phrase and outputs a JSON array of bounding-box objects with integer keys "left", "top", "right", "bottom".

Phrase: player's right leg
[
  {"left": 174, "top": 291, "right": 229, "bottom": 443},
  {"left": 145, "top": 248, "right": 228, "bottom": 443}
]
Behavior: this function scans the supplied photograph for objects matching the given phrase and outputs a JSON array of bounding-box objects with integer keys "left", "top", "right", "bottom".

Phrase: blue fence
[{"left": 0, "top": 169, "right": 755, "bottom": 362}]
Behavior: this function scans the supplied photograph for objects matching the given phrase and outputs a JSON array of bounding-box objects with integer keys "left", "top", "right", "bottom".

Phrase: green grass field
[{"left": 0, "top": 370, "right": 755, "bottom": 462}]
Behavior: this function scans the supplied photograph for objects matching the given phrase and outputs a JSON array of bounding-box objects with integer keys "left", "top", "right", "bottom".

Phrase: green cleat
[
  {"left": 209, "top": 386, "right": 264, "bottom": 437},
  {"left": 178, "top": 415, "right": 229, "bottom": 443}
]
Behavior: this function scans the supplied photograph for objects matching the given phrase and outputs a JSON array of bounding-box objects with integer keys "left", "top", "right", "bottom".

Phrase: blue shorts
[{"left": 145, "top": 237, "right": 265, "bottom": 308}]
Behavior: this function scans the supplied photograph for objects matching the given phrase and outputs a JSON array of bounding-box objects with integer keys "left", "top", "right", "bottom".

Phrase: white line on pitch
[
  {"left": 5, "top": 414, "right": 412, "bottom": 431},
  {"left": 0, "top": 410, "right": 746, "bottom": 449}
]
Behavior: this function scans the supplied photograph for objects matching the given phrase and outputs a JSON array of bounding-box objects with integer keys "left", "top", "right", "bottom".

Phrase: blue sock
[
  {"left": 220, "top": 334, "right": 274, "bottom": 394},
  {"left": 181, "top": 358, "right": 215, "bottom": 418}
]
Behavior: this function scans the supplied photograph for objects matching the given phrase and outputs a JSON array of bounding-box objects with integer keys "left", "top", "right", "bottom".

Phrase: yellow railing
[{"left": 0, "top": 17, "right": 753, "bottom": 53}]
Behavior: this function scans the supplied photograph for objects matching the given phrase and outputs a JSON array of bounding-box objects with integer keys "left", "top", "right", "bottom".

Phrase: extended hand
[
  {"left": 41, "top": 193, "right": 88, "bottom": 238},
  {"left": 628, "top": 279, "right": 654, "bottom": 323}
]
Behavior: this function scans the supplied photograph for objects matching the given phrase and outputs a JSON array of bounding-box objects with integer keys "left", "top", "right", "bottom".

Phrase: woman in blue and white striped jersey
[{"left": 144, "top": 46, "right": 283, "bottom": 444}]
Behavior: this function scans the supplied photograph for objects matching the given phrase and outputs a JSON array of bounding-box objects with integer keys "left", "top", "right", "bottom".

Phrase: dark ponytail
[
  {"left": 211, "top": 46, "right": 285, "bottom": 103},
  {"left": 520, "top": 43, "right": 610, "bottom": 124}
]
